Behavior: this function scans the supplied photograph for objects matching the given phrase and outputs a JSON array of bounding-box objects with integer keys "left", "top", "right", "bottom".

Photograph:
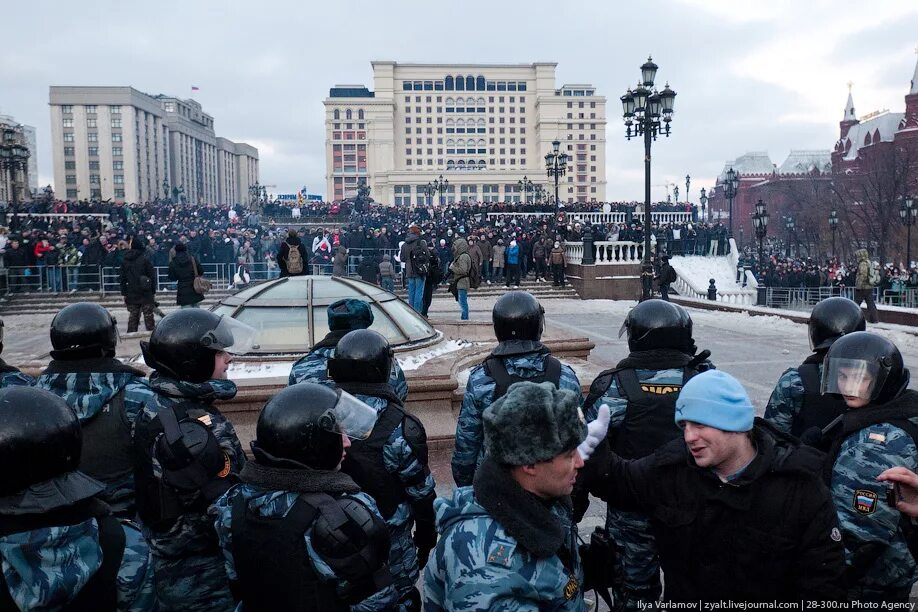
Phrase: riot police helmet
[
  {"left": 140, "top": 310, "right": 256, "bottom": 383},
  {"left": 49, "top": 302, "right": 119, "bottom": 359},
  {"left": 0, "top": 387, "right": 98, "bottom": 500},
  {"left": 251, "top": 383, "right": 377, "bottom": 470},
  {"left": 619, "top": 299, "right": 694, "bottom": 353},
  {"left": 808, "top": 297, "right": 866, "bottom": 351},
  {"left": 493, "top": 291, "right": 545, "bottom": 342},
  {"left": 821, "top": 332, "right": 909, "bottom": 404},
  {"left": 328, "top": 329, "right": 393, "bottom": 384}
]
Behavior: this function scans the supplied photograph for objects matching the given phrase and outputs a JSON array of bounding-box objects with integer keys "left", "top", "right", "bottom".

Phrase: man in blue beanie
[{"left": 594, "top": 369, "right": 847, "bottom": 602}]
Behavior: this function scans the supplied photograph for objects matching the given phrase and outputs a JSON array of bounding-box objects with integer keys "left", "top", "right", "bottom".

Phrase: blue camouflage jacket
[
  {"left": 214, "top": 484, "right": 400, "bottom": 611},
  {"left": 424, "top": 484, "right": 584, "bottom": 611},
  {"left": 764, "top": 366, "right": 809, "bottom": 435},
  {"left": 37, "top": 364, "right": 153, "bottom": 515},
  {"left": 828, "top": 394, "right": 918, "bottom": 595},
  {"left": 0, "top": 365, "right": 34, "bottom": 389},
  {"left": 0, "top": 513, "right": 155, "bottom": 611},
  {"left": 452, "top": 351, "right": 582, "bottom": 487},
  {"left": 288, "top": 346, "right": 409, "bottom": 403}
]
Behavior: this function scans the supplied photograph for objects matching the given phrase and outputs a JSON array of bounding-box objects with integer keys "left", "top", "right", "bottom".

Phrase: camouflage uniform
[
  {"left": 829, "top": 413, "right": 918, "bottom": 600},
  {"left": 452, "top": 352, "right": 582, "bottom": 487},
  {"left": 0, "top": 514, "right": 155, "bottom": 611},
  {"left": 424, "top": 485, "right": 584, "bottom": 611},
  {"left": 0, "top": 366, "right": 34, "bottom": 389},
  {"left": 585, "top": 367, "right": 687, "bottom": 609},
  {"left": 214, "top": 484, "right": 400, "bottom": 611},
  {"left": 763, "top": 366, "right": 809, "bottom": 435},
  {"left": 136, "top": 374, "right": 245, "bottom": 611},
  {"left": 289, "top": 347, "right": 409, "bottom": 403},
  {"left": 36, "top": 367, "right": 154, "bottom": 516},
  {"left": 352, "top": 393, "right": 436, "bottom": 603}
]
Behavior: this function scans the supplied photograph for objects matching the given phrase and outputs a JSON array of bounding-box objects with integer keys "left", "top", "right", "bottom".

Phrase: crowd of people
[{"left": 0, "top": 290, "right": 916, "bottom": 609}]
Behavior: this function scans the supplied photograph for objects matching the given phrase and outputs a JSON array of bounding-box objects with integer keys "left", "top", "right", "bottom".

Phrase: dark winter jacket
[
  {"left": 399, "top": 233, "right": 428, "bottom": 278},
  {"left": 279, "top": 236, "right": 308, "bottom": 277},
  {"left": 599, "top": 418, "right": 847, "bottom": 602},
  {"left": 119, "top": 249, "right": 157, "bottom": 305},
  {"left": 168, "top": 252, "right": 205, "bottom": 306}
]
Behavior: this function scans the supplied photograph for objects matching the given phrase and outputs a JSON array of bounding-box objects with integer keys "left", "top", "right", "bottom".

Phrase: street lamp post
[
  {"left": 724, "top": 167, "right": 739, "bottom": 238},
  {"left": 432, "top": 174, "right": 448, "bottom": 207},
  {"left": 621, "top": 55, "right": 677, "bottom": 300},
  {"left": 899, "top": 196, "right": 917, "bottom": 267},
  {"left": 518, "top": 176, "right": 533, "bottom": 205},
  {"left": 828, "top": 209, "right": 839, "bottom": 259},
  {"left": 784, "top": 216, "right": 795, "bottom": 257},
  {"left": 685, "top": 174, "right": 691, "bottom": 205},
  {"left": 0, "top": 135, "right": 30, "bottom": 232},
  {"left": 699, "top": 187, "right": 707, "bottom": 222},
  {"left": 752, "top": 199, "right": 769, "bottom": 306},
  {"left": 424, "top": 182, "right": 436, "bottom": 208},
  {"left": 545, "top": 140, "right": 568, "bottom": 213},
  {"left": 673, "top": 185, "right": 680, "bottom": 203}
]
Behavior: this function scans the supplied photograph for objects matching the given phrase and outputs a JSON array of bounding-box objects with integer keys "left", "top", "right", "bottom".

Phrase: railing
[
  {"left": 880, "top": 288, "right": 918, "bottom": 309},
  {"left": 486, "top": 212, "right": 554, "bottom": 219},
  {"left": 486, "top": 211, "right": 694, "bottom": 225},
  {"left": 564, "top": 241, "right": 644, "bottom": 265},
  {"left": 764, "top": 287, "right": 861, "bottom": 310}
]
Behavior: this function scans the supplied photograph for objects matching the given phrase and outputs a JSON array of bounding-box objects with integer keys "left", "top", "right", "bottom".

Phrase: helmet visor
[
  {"left": 618, "top": 319, "right": 629, "bottom": 339},
  {"left": 201, "top": 316, "right": 258, "bottom": 355},
  {"left": 327, "top": 390, "right": 377, "bottom": 440},
  {"left": 821, "top": 357, "right": 890, "bottom": 401}
]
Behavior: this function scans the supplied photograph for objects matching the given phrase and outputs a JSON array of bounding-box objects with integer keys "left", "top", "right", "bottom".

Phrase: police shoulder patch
[
  {"left": 854, "top": 489, "right": 879, "bottom": 515},
  {"left": 563, "top": 576, "right": 579, "bottom": 600},
  {"left": 486, "top": 538, "right": 516, "bottom": 567}
]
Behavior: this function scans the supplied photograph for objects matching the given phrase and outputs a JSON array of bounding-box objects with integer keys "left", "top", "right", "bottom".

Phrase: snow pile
[
  {"left": 228, "top": 361, "right": 293, "bottom": 380},
  {"left": 398, "top": 339, "right": 471, "bottom": 371},
  {"left": 670, "top": 254, "right": 745, "bottom": 296}
]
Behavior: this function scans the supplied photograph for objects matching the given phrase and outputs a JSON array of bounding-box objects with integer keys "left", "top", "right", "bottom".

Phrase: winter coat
[
  {"left": 478, "top": 238, "right": 492, "bottom": 262},
  {"left": 855, "top": 249, "right": 873, "bottom": 290},
  {"left": 236, "top": 245, "right": 256, "bottom": 266},
  {"left": 468, "top": 242, "right": 483, "bottom": 268},
  {"left": 332, "top": 246, "right": 348, "bottom": 277},
  {"left": 492, "top": 245, "right": 506, "bottom": 268},
  {"left": 533, "top": 241, "right": 547, "bottom": 260},
  {"left": 506, "top": 243, "right": 520, "bottom": 266},
  {"left": 399, "top": 233, "right": 428, "bottom": 278},
  {"left": 168, "top": 252, "right": 205, "bottom": 306},
  {"left": 119, "top": 249, "right": 156, "bottom": 305},
  {"left": 448, "top": 238, "right": 471, "bottom": 291},
  {"left": 4, "top": 245, "right": 28, "bottom": 268},
  {"left": 549, "top": 247, "right": 566, "bottom": 266},
  {"left": 379, "top": 259, "right": 396, "bottom": 279},
  {"left": 599, "top": 418, "right": 847, "bottom": 602}
]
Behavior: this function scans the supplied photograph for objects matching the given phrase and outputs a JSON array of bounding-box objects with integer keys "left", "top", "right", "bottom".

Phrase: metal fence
[{"left": 763, "top": 286, "right": 918, "bottom": 310}]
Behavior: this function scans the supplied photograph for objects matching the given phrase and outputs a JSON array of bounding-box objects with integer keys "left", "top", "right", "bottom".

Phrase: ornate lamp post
[
  {"left": 517, "top": 175, "right": 533, "bottom": 205},
  {"left": 784, "top": 215, "right": 795, "bottom": 257},
  {"left": 432, "top": 174, "right": 448, "bottom": 207},
  {"left": 673, "top": 185, "right": 680, "bottom": 203},
  {"left": 752, "top": 199, "right": 769, "bottom": 305},
  {"left": 621, "top": 55, "right": 677, "bottom": 299},
  {"left": 900, "top": 196, "right": 917, "bottom": 267},
  {"left": 724, "top": 167, "right": 739, "bottom": 238},
  {"left": 699, "top": 187, "right": 707, "bottom": 222},
  {"left": 685, "top": 174, "right": 691, "bottom": 204},
  {"left": 424, "top": 182, "right": 436, "bottom": 207},
  {"left": 545, "top": 140, "right": 568, "bottom": 213},
  {"left": 828, "top": 209, "right": 839, "bottom": 259},
  {"left": 0, "top": 136, "right": 30, "bottom": 231}
]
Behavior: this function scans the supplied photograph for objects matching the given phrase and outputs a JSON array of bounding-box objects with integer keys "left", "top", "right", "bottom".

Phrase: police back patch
[{"left": 854, "top": 489, "right": 879, "bottom": 514}]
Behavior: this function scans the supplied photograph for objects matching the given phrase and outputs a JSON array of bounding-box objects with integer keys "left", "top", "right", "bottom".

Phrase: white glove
[{"left": 578, "top": 404, "right": 610, "bottom": 461}]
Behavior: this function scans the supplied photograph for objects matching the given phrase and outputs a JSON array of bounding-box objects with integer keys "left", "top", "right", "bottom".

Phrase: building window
[
  {"left": 63, "top": 133, "right": 74, "bottom": 142},
  {"left": 114, "top": 189, "right": 125, "bottom": 198},
  {"left": 64, "top": 161, "right": 76, "bottom": 170},
  {"left": 89, "top": 174, "right": 100, "bottom": 185},
  {"left": 66, "top": 189, "right": 77, "bottom": 198},
  {"left": 64, "top": 147, "right": 75, "bottom": 156},
  {"left": 62, "top": 105, "right": 73, "bottom": 114},
  {"left": 65, "top": 175, "right": 77, "bottom": 184},
  {"left": 113, "top": 175, "right": 124, "bottom": 184},
  {"left": 113, "top": 161, "right": 124, "bottom": 170},
  {"left": 110, "top": 105, "right": 121, "bottom": 114},
  {"left": 62, "top": 118, "right": 73, "bottom": 127},
  {"left": 87, "top": 118, "right": 97, "bottom": 128},
  {"left": 112, "top": 133, "right": 122, "bottom": 142},
  {"left": 112, "top": 147, "right": 122, "bottom": 156},
  {"left": 88, "top": 147, "right": 98, "bottom": 156},
  {"left": 87, "top": 133, "right": 98, "bottom": 142},
  {"left": 85, "top": 105, "right": 96, "bottom": 114},
  {"left": 89, "top": 161, "right": 100, "bottom": 170},
  {"left": 111, "top": 119, "right": 122, "bottom": 128}
]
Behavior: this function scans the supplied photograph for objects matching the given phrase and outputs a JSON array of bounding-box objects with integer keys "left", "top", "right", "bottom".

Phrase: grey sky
[{"left": 3, "top": 0, "right": 917, "bottom": 202}]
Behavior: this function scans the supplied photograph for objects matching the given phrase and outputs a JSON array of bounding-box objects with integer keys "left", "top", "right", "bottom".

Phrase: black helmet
[
  {"left": 328, "top": 329, "right": 393, "bottom": 384},
  {"left": 493, "top": 292, "right": 544, "bottom": 342},
  {"left": 141, "top": 310, "right": 256, "bottom": 383},
  {"left": 251, "top": 383, "right": 377, "bottom": 470},
  {"left": 50, "top": 302, "right": 119, "bottom": 360},
  {"left": 620, "top": 299, "right": 694, "bottom": 353},
  {"left": 0, "top": 387, "right": 83, "bottom": 496},
  {"left": 821, "top": 332, "right": 910, "bottom": 404},
  {"left": 808, "top": 297, "right": 866, "bottom": 351}
]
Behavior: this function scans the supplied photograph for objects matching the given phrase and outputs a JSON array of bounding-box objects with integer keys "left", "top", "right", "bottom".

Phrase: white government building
[
  {"left": 49, "top": 86, "right": 259, "bottom": 204},
  {"left": 324, "top": 62, "right": 607, "bottom": 206}
]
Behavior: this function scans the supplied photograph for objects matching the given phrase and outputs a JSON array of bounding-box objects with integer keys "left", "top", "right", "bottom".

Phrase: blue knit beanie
[{"left": 674, "top": 370, "right": 754, "bottom": 432}]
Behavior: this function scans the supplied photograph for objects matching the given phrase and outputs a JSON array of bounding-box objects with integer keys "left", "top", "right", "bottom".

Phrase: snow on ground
[
  {"left": 670, "top": 254, "right": 746, "bottom": 295},
  {"left": 398, "top": 339, "right": 471, "bottom": 371},
  {"left": 229, "top": 361, "right": 294, "bottom": 380}
]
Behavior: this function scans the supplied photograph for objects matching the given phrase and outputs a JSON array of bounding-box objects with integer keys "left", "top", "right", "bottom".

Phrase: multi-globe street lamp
[
  {"left": 900, "top": 196, "right": 917, "bottom": 267},
  {"left": 699, "top": 187, "right": 708, "bottom": 222},
  {"left": 724, "top": 167, "right": 739, "bottom": 238},
  {"left": 784, "top": 215, "right": 795, "bottom": 257},
  {"left": 685, "top": 174, "right": 691, "bottom": 204},
  {"left": 621, "top": 55, "right": 677, "bottom": 300},
  {"left": 752, "top": 198, "right": 769, "bottom": 305},
  {"left": 518, "top": 176, "right": 534, "bottom": 205},
  {"left": 544, "top": 140, "right": 568, "bottom": 214},
  {"left": 0, "top": 132, "right": 31, "bottom": 231},
  {"left": 432, "top": 174, "right": 449, "bottom": 207},
  {"left": 828, "top": 209, "right": 839, "bottom": 258},
  {"left": 424, "top": 182, "right": 436, "bottom": 208}
]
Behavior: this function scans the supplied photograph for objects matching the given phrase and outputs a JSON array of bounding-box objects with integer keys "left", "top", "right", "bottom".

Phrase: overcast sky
[{"left": 3, "top": 0, "right": 918, "bottom": 202}]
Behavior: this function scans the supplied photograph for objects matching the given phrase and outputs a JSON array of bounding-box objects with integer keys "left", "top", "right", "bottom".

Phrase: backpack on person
[
  {"left": 409, "top": 244, "right": 430, "bottom": 276},
  {"left": 285, "top": 241, "right": 304, "bottom": 274},
  {"left": 868, "top": 263, "right": 881, "bottom": 287}
]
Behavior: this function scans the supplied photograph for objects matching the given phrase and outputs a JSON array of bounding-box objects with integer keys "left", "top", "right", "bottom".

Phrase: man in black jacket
[
  {"left": 120, "top": 237, "right": 157, "bottom": 332},
  {"left": 597, "top": 369, "right": 847, "bottom": 602}
]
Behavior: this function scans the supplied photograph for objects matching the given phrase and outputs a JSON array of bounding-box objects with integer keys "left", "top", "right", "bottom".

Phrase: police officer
[
  {"left": 134, "top": 309, "right": 256, "bottom": 610},
  {"left": 36, "top": 302, "right": 153, "bottom": 518},
  {"left": 0, "top": 317, "right": 34, "bottom": 387},
  {"left": 579, "top": 299, "right": 713, "bottom": 610},
  {"left": 0, "top": 386, "right": 155, "bottom": 611},
  {"left": 288, "top": 298, "right": 409, "bottom": 402},
  {"left": 452, "top": 291, "right": 582, "bottom": 487},
  {"left": 764, "top": 296, "right": 866, "bottom": 437},
  {"left": 214, "top": 383, "right": 399, "bottom": 610},
  {"left": 328, "top": 329, "right": 436, "bottom": 610},
  {"left": 820, "top": 332, "right": 918, "bottom": 601}
]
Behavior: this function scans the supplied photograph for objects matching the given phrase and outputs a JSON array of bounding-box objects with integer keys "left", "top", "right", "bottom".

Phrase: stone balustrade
[{"left": 565, "top": 241, "right": 643, "bottom": 265}]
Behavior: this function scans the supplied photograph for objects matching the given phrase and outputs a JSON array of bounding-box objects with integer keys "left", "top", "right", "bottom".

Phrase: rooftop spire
[
  {"left": 911, "top": 47, "right": 918, "bottom": 94},
  {"left": 844, "top": 82, "right": 856, "bottom": 121}
]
